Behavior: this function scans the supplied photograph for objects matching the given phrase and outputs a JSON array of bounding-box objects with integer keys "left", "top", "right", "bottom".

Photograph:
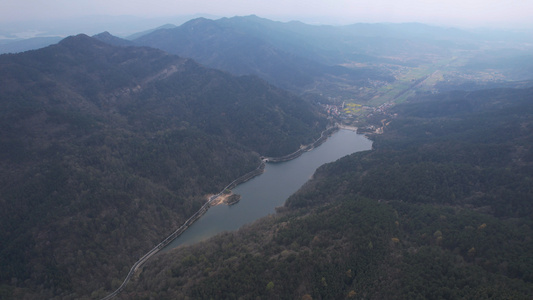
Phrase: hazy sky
[{"left": 2, "top": 0, "right": 532, "bottom": 28}]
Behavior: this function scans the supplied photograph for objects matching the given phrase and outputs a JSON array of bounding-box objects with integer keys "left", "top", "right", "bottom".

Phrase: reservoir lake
[{"left": 163, "top": 129, "right": 372, "bottom": 251}]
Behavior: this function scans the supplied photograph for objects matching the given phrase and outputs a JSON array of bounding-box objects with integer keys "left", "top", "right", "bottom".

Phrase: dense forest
[
  {"left": 124, "top": 87, "right": 533, "bottom": 299},
  {"left": 0, "top": 35, "right": 327, "bottom": 299}
]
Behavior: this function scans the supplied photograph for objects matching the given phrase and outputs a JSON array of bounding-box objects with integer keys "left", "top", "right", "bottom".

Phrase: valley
[
  {"left": 0, "top": 15, "right": 532, "bottom": 300},
  {"left": 123, "top": 86, "right": 533, "bottom": 300}
]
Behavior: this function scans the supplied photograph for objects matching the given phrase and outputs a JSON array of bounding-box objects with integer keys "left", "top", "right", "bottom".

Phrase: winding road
[{"left": 99, "top": 125, "right": 339, "bottom": 299}]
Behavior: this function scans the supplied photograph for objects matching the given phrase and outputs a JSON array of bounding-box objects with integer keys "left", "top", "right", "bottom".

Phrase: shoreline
[
  {"left": 263, "top": 125, "right": 340, "bottom": 163},
  {"left": 99, "top": 123, "right": 346, "bottom": 299}
]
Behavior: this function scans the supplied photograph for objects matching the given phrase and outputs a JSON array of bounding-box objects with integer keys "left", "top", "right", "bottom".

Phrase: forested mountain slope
[
  {"left": 126, "top": 87, "right": 533, "bottom": 299},
  {"left": 0, "top": 34, "right": 326, "bottom": 299}
]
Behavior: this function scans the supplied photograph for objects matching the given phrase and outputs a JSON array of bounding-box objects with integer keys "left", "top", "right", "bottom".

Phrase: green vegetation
[
  {"left": 125, "top": 87, "right": 533, "bottom": 299},
  {"left": 0, "top": 34, "right": 327, "bottom": 299},
  {"left": 343, "top": 103, "right": 362, "bottom": 114}
]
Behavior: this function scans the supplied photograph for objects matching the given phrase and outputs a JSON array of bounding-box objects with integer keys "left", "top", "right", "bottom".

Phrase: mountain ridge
[{"left": 133, "top": 16, "right": 395, "bottom": 98}]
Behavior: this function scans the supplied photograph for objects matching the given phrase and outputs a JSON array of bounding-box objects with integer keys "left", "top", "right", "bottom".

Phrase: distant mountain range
[
  {"left": 135, "top": 16, "right": 471, "bottom": 64},
  {"left": 0, "top": 34, "right": 326, "bottom": 298},
  {"left": 4, "top": 16, "right": 533, "bottom": 102},
  {"left": 134, "top": 16, "right": 478, "bottom": 95},
  {"left": 128, "top": 16, "right": 533, "bottom": 100},
  {"left": 131, "top": 16, "right": 391, "bottom": 96}
]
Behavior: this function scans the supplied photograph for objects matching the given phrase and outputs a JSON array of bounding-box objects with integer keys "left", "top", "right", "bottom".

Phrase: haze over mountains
[
  {"left": 1, "top": 14, "right": 533, "bottom": 299},
  {"left": 132, "top": 16, "right": 396, "bottom": 97},
  {"left": 4, "top": 15, "right": 533, "bottom": 102},
  {"left": 115, "top": 16, "right": 533, "bottom": 102}
]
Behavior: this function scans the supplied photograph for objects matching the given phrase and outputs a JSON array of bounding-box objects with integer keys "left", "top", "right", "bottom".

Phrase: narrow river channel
[{"left": 163, "top": 129, "right": 372, "bottom": 251}]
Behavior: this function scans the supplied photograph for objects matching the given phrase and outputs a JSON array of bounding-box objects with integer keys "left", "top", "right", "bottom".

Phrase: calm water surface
[{"left": 163, "top": 129, "right": 372, "bottom": 251}]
